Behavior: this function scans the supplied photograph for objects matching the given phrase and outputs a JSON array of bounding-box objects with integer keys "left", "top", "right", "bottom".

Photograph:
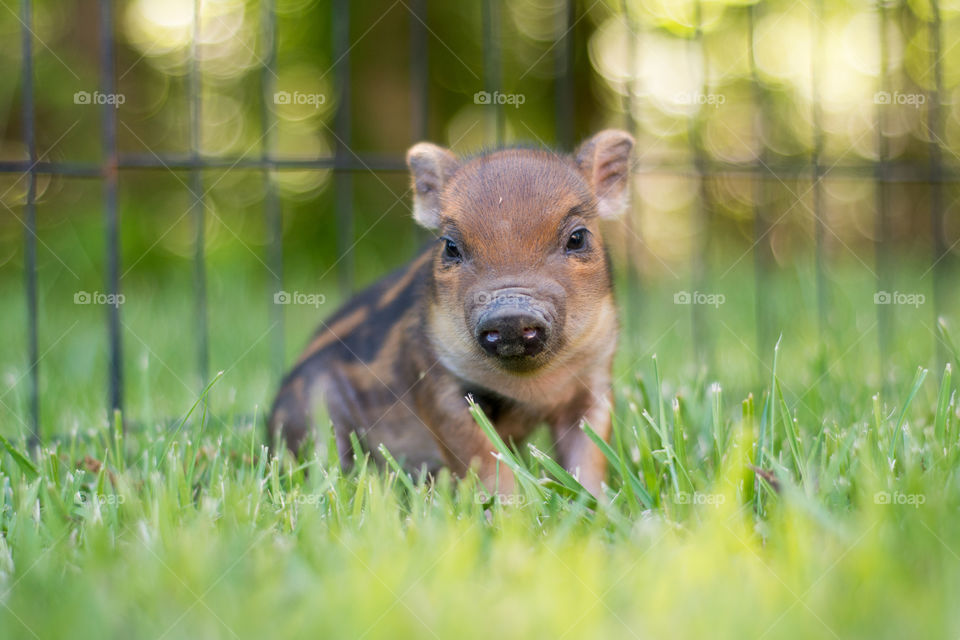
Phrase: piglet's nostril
[
  {"left": 483, "top": 330, "right": 501, "bottom": 344},
  {"left": 522, "top": 327, "right": 538, "bottom": 340}
]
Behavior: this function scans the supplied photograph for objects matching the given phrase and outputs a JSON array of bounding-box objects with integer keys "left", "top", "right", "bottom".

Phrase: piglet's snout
[{"left": 474, "top": 290, "right": 552, "bottom": 358}]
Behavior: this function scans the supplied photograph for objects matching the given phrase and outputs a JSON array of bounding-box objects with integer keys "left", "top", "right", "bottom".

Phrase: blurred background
[{"left": 0, "top": 0, "right": 958, "bottom": 438}]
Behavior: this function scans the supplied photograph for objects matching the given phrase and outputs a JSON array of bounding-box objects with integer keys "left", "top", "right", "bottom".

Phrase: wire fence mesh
[{"left": 2, "top": 0, "right": 957, "bottom": 442}]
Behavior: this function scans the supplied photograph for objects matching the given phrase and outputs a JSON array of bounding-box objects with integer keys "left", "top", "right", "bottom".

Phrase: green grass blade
[
  {"left": 581, "top": 420, "right": 653, "bottom": 508},
  {"left": 527, "top": 443, "right": 590, "bottom": 498},
  {"left": 935, "top": 363, "right": 952, "bottom": 444},
  {"left": 467, "top": 397, "right": 544, "bottom": 495},
  {"left": 378, "top": 443, "right": 416, "bottom": 495},
  {"left": 159, "top": 370, "right": 224, "bottom": 464},
  {"left": 775, "top": 380, "right": 804, "bottom": 483},
  {"left": 0, "top": 433, "right": 39, "bottom": 481},
  {"left": 938, "top": 317, "right": 960, "bottom": 369},
  {"left": 888, "top": 366, "right": 928, "bottom": 470}
]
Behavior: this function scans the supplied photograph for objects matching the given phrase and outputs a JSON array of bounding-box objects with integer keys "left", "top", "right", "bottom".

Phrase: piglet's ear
[
  {"left": 574, "top": 129, "right": 635, "bottom": 219},
  {"left": 406, "top": 142, "right": 460, "bottom": 229}
]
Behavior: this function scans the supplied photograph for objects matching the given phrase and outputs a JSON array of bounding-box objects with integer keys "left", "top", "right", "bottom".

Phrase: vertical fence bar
[
  {"left": 690, "top": 0, "right": 712, "bottom": 371},
  {"left": 190, "top": 0, "right": 209, "bottom": 386},
  {"left": 481, "top": 0, "right": 504, "bottom": 144},
  {"left": 928, "top": 0, "right": 946, "bottom": 366},
  {"left": 554, "top": 0, "right": 575, "bottom": 151},
  {"left": 261, "top": 0, "right": 284, "bottom": 378},
  {"left": 410, "top": 0, "right": 430, "bottom": 247},
  {"left": 748, "top": 3, "right": 770, "bottom": 384},
  {"left": 410, "top": 0, "right": 429, "bottom": 142},
  {"left": 874, "top": 0, "right": 892, "bottom": 387},
  {"left": 619, "top": 0, "right": 637, "bottom": 149},
  {"left": 332, "top": 0, "right": 354, "bottom": 294},
  {"left": 20, "top": 0, "right": 40, "bottom": 446},
  {"left": 810, "top": 0, "right": 827, "bottom": 389},
  {"left": 100, "top": 0, "right": 123, "bottom": 417},
  {"left": 620, "top": 0, "right": 642, "bottom": 338}
]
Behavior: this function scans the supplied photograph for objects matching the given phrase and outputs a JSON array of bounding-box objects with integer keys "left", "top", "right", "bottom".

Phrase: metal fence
[
  {"left": 3, "top": 0, "right": 955, "bottom": 444},
  {"left": 4, "top": 0, "right": 576, "bottom": 444}
]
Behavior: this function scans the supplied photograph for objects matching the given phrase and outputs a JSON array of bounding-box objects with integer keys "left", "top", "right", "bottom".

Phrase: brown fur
[{"left": 268, "top": 130, "right": 634, "bottom": 496}]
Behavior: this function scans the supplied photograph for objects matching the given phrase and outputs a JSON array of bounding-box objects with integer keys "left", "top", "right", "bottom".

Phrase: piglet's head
[{"left": 406, "top": 130, "right": 634, "bottom": 374}]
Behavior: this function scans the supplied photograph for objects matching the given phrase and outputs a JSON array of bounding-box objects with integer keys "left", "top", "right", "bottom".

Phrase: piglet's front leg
[
  {"left": 550, "top": 388, "right": 612, "bottom": 498},
  {"left": 416, "top": 381, "right": 517, "bottom": 496},
  {"left": 436, "top": 416, "right": 517, "bottom": 496}
]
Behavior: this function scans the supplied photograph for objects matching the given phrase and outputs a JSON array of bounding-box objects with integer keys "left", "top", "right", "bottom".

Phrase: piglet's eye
[
  {"left": 565, "top": 228, "right": 587, "bottom": 253},
  {"left": 442, "top": 238, "right": 462, "bottom": 262}
]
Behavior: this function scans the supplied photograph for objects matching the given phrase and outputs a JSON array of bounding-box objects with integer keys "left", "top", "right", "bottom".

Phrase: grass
[{"left": 1, "top": 249, "right": 959, "bottom": 638}]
